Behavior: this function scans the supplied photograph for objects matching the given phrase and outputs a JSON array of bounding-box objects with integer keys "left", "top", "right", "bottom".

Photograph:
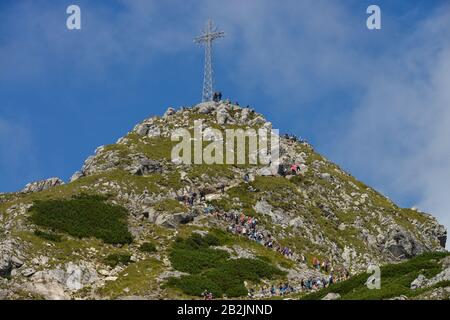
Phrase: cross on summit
[{"left": 194, "top": 19, "right": 225, "bottom": 102}]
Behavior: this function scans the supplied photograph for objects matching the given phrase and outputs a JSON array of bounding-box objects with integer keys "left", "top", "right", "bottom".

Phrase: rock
[
  {"left": 216, "top": 106, "right": 235, "bottom": 125},
  {"left": 163, "top": 107, "right": 176, "bottom": 118},
  {"left": 319, "top": 173, "right": 331, "bottom": 181},
  {"left": 126, "top": 158, "right": 162, "bottom": 176},
  {"left": 256, "top": 166, "right": 274, "bottom": 176},
  {"left": 70, "top": 171, "right": 84, "bottom": 182},
  {"left": 21, "top": 178, "right": 64, "bottom": 193},
  {"left": 411, "top": 274, "right": 428, "bottom": 290},
  {"left": 10, "top": 256, "right": 23, "bottom": 268},
  {"left": 254, "top": 200, "right": 288, "bottom": 225},
  {"left": 322, "top": 293, "right": 341, "bottom": 300},
  {"left": 198, "top": 102, "right": 216, "bottom": 114},
  {"left": 105, "top": 276, "right": 118, "bottom": 281},
  {"left": 26, "top": 281, "right": 69, "bottom": 300},
  {"left": 390, "top": 295, "right": 409, "bottom": 300},
  {"left": 383, "top": 229, "right": 424, "bottom": 259},
  {"left": 29, "top": 262, "right": 98, "bottom": 294},
  {"left": 21, "top": 268, "right": 36, "bottom": 277}
]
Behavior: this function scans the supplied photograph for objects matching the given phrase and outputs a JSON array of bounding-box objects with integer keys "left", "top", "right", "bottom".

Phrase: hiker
[
  {"left": 243, "top": 173, "right": 250, "bottom": 183},
  {"left": 290, "top": 164, "right": 298, "bottom": 175},
  {"left": 270, "top": 285, "right": 276, "bottom": 296},
  {"left": 200, "top": 190, "right": 206, "bottom": 201},
  {"left": 213, "top": 91, "right": 222, "bottom": 102},
  {"left": 219, "top": 183, "right": 225, "bottom": 193}
]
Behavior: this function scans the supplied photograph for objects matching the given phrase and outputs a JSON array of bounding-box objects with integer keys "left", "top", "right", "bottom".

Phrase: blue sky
[{"left": 1, "top": 0, "right": 450, "bottom": 234}]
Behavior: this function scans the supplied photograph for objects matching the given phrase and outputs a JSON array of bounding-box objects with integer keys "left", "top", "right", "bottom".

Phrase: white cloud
[
  {"left": 199, "top": 0, "right": 450, "bottom": 237},
  {"left": 335, "top": 6, "right": 450, "bottom": 239}
]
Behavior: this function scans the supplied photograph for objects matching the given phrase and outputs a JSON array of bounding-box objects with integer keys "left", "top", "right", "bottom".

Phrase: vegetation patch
[
  {"left": 34, "top": 230, "right": 62, "bottom": 242},
  {"left": 301, "top": 252, "right": 449, "bottom": 300},
  {"left": 139, "top": 242, "right": 157, "bottom": 253},
  {"left": 104, "top": 253, "right": 132, "bottom": 268},
  {"left": 29, "top": 194, "right": 133, "bottom": 244},
  {"left": 154, "top": 199, "right": 187, "bottom": 213},
  {"left": 165, "top": 233, "right": 285, "bottom": 297}
]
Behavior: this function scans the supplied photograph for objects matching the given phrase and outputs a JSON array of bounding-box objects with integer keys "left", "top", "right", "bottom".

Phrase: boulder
[
  {"left": 21, "top": 178, "right": 64, "bottom": 193},
  {"left": 322, "top": 293, "right": 341, "bottom": 300},
  {"left": 163, "top": 107, "right": 176, "bottom": 118},
  {"left": 70, "top": 171, "right": 84, "bottom": 182},
  {"left": 411, "top": 274, "right": 427, "bottom": 290},
  {"left": 127, "top": 158, "right": 162, "bottom": 176},
  {"left": 198, "top": 102, "right": 216, "bottom": 114},
  {"left": 216, "top": 106, "right": 235, "bottom": 125}
]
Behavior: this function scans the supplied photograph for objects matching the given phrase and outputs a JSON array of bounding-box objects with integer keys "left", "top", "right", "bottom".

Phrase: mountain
[{"left": 0, "top": 100, "right": 447, "bottom": 300}]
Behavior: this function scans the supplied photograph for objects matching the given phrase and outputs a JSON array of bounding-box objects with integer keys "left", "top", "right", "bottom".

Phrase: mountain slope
[{"left": 0, "top": 101, "right": 447, "bottom": 300}]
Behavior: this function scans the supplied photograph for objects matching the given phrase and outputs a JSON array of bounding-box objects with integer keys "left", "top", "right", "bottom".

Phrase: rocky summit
[{"left": 0, "top": 100, "right": 447, "bottom": 300}]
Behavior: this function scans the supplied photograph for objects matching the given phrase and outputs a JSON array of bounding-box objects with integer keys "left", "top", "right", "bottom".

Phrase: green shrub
[
  {"left": 104, "top": 253, "right": 132, "bottom": 268},
  {"left": 29, "top": 195, "right": 133, "bottom": 244},
  {"left": 166, "top": 233, "right": 286, "bottom": 297},
  {"left": 302, "top": 252, "right": 450, "bottom": 300},
  {"left": 139, "top": 242, "right": 157, "bottom": 253},
  {"left": 34, "top": 230, "right": 62, "bottom": 242}
]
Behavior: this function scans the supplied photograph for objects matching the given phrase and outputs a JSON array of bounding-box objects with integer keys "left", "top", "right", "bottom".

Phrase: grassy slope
[{"left": 300, "top": 252, "right": 450, "bottom": 300}]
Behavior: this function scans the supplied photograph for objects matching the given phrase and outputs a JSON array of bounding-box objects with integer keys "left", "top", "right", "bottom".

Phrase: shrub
[
  {"left": 302, "top": 252, "right": 450, "bottom": 300},
  {"left": 29, "top": 195, "right": 133, "bottom": 244},
  {"left": 166, "top": 233, "right": 286, "bottom": 297},
  {"left": 139, "top": 242, "right": 157, "bottom": 253},
  {"left": 34, "top": 230, "right": 62, "bottom": 242},
  {"left": 104, "top": 253, "right": 132, "bottom": 268}
]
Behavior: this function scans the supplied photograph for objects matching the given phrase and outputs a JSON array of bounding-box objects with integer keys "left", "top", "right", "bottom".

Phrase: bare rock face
[
  {"left": 21, "top": 178, "right": 64, "bottom": 193},
  {"left": 163, "top": 107, "right": 176, "bottom": 118},
  {"left": 322, "top": 293, "right": 341, "bottom": 300}
]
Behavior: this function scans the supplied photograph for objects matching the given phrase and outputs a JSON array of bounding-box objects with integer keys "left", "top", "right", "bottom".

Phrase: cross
[{"left": 194, "top": 19, "right": 225, "bottom": 102}]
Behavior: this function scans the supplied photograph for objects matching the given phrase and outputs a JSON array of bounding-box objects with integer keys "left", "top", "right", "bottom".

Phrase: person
[
  {"left": 200, "top": 190, "right": 206, "bottom": 201},
  {"left": 243, "top": 173, "right": 250, "bottom": 183},
  {"left": 219, "top": 183, "right": 225, "bottom": 193},
  {"left": 290, "top": 164, "right": 298, "bottom": 175},
  {"left": 213, "top": 91, "right": 222, "bottom": 102}
]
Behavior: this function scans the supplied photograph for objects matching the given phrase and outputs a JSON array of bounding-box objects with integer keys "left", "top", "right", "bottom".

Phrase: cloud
[
  {"left": 0, "top": 0, "right": 197, "bottom": 82},
  {"left": 334, "top": 5, "right": 450, "bottom": 237},
  {"left": 199, "top": 0, "right": 450, "bottom": 236}
]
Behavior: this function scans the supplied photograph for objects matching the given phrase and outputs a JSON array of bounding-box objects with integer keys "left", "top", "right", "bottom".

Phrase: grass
[
  {"left": 98, "top": 258, "right": 163, "bottom": 299},
  {"left": 154, "top": 199, "right": 187, "bottom": 213},
  {"left": 165, "top": 232, "right": 286, "bottom": 297},
  {"left": 139, "top": 242, "right": 157, "bottom": 253},
  {"left": 29, "top": 194, "right": 133, "bottom": 244},
  {"left": 34, "top": 230, "right": 62, "bottom": 242},
  {"left": 301, "top": 252, "right": 449, "bottom": 300},
  {"left": 104, "top": 253, "right": 132, "bottom": 268}
]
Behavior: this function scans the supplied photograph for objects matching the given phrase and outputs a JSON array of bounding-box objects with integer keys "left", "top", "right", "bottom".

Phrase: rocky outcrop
[
  {"left": 24, "top": 262, "right": 98, "bottom": 300},
  {"left": 411, "top": 256, "right": 450, "bottom": 290},
  {"left": 21, "top": 178, "right": 64, "bottom": 193}
]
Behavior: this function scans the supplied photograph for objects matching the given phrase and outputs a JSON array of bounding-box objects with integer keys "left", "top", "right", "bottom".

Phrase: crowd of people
[{"left": 208, "top": 209, "right": 295, "bottom": 259}]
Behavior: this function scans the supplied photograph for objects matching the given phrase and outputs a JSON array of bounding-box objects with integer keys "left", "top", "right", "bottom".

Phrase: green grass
[
  {"left": 104, "top": 253, "right": 132, "bottom": 268},
  {"left": 139, "top": 242, "right": 157, "bottom": 253},
  {"left": 98, "top": 258, "right": 163, "bottom": 299},
  {"left": 165, "top": 233, "right": 286, "bottom": 297},
  {"left": 34, "top": 230, "right": 62, "bottom": 242},
  {"left": 29, "top": 194, "right": 133, "bottom": 244},
  {"left": 154, "top": 199, "right": 187, "bottom": 213},
  {"left": 301, "top": 252, "right": 449, "bottom": 300}
]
